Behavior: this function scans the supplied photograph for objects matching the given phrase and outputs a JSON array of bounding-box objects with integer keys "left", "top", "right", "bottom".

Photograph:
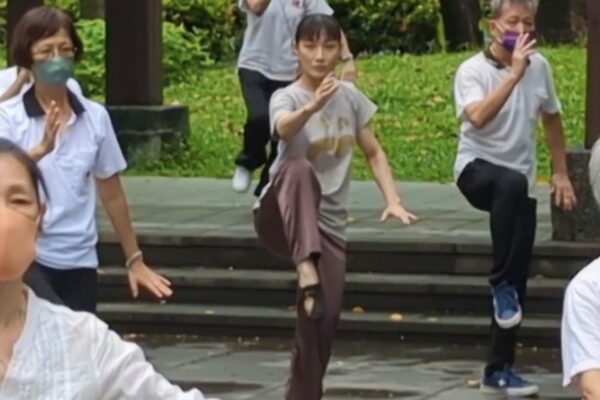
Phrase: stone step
[
  {"left": 98, "top": 232, "right": 599, "bottom": 279},
  {"left": 98, "top": 302, "right": 560, "bottom": 347},
  {"left": 98, "top": 267, "right": 567, "bottom": 315}
]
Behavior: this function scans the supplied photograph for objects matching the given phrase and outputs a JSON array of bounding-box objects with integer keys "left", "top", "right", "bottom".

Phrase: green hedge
[
  {"left": 0, "top": 0, "right": 441, "bottom": 61},
  {"left": 73, "top": 19, "right": 212, "bottom": 97}
]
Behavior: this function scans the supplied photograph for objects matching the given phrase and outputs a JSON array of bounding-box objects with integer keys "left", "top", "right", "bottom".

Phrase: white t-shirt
[
  {"left": 562, "top": 257, "right": 600, "bottom": 388},
  {"left": 237, "top": 0, "right": 334, "bottom": 81},
  {"left": 265, "top": 81, "right": 376, "bottom": 239},
  {"left": 0, "top": 66, "right": 83, "bottom": 98},
  {"left": 453, "top": 52, "right": 562, "bottom": 191},
  {"left": 0, "top": 87, "right": 127, "bottom": 270},
  {"left": 0, "top": 288, "right": 216, "bottom": 400}
]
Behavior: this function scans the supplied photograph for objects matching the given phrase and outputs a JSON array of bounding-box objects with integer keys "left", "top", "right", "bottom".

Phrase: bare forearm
[
  {"left": 102, "top": 195, "right": 139, "bottom": 258},
  {"left": 367, "top": 150, "right": 401, "bottom": 206},
  {"left": 245, "top": 0, "right": 271, "bottom": 15},
  {"left": 467, "top": 74, "right": 519, "bottom": 129},
  {"left": 276, "top": 106, "right": 314, "bottom": 141},
  {"left": 544, "top": 114, "right": 568, "bottom": 175},
  {"left": 27, "top": 145, "right": 47, "bottom": 162}
]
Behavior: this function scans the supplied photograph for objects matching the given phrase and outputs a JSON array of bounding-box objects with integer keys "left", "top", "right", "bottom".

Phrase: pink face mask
[{"left": 0, "top": 207, "right": 37, "bottom": 281}]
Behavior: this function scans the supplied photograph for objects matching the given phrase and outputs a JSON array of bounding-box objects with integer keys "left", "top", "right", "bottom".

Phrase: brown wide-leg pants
[{"left": 254, "top": 158, "right": 346, "bottom": 400}]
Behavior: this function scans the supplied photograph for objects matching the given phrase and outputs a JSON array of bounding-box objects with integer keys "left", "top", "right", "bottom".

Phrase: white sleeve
[
  {"left": 93, "top": 107, "right": 127, "bottom": 179},
  {"left": 305, "top": 0, "right": 334, "bottom": 15},
  {"left": 561, "top": 274, "right": 600, "bottom": 387},
  {"left": 453, "top": 63, "right": 485, "bottom": 121},
  {"left": 91, "top": 317, "right": 217, "bottom": 399},
  {"left": 540, "top": 58, "right": 562, "bottom": 114},
  {"left": 269, "top": 88, "right": 296, "bottom": 138}
]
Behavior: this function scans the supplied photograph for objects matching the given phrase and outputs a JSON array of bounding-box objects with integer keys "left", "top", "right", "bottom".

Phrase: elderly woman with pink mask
[{"left": 0, "top": 138, "right": 219, "bottom": 400}]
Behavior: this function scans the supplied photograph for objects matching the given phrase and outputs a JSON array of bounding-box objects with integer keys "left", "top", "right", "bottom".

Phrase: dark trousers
[
  {"left": 235, "top": 68, "right": 292, "bottom": 196},
  {"left": 24, "top": 261, "right": 98, "bottom": 313},
  {"left": 254, "top": 159, "right": 346, "bottom": 400},
  {"left": 456, "top": 158, "right": 537, "bottom": 375}
]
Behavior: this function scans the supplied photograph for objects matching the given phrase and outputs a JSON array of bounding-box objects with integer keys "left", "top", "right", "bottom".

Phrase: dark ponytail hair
[
  {"left": 0, "top": 138, "right": 48, "bottom": 204},
  {"left": 295, "top": 14, "right": 342, "bottom": 44}
]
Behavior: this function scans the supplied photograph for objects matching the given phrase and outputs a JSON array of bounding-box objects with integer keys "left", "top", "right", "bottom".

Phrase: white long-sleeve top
[{"left": 0, "top": 288, "right": 218, "bottom": 400}]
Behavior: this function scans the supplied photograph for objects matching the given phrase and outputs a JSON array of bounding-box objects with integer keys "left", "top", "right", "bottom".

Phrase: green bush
[
  {"left": 163, "top": 0, "right": 244, "bottom": 62},
  {"left": 331, "top": 0, "right": 441, "bottom": 54},
  {"left": 74, "top": 19, "right": 212, "bottom": 98}
]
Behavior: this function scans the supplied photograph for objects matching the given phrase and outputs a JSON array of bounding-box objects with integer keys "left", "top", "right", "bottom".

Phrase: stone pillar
[
  {"left": 551, "top": 0, "right": 600, "bottom": 242},
  {"left": 7, "top": 0, "right": 43, "bottom": 65},
  {"left": 585, "top": 0, "right": 600, "bottom": 149},
  {"left": 105, "top": 0, "right": 189, "bottom": 164}
]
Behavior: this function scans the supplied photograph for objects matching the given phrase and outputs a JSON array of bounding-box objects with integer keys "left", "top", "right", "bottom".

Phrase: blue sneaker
[
  {"left": 492, "top": 281, "right": 522, "bottom": 329},
  {"left": 480, "top": 368, "right": 539, "bottom": 397}
]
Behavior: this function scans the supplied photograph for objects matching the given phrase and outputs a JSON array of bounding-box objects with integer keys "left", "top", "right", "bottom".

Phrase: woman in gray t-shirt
[{"left": 253, "top": 14, "right": 417, "bottom": 400}]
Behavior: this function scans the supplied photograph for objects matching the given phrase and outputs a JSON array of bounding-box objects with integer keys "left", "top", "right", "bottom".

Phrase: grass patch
[{"left": 130, "top": 46, "right": 586, "bottom": 182}]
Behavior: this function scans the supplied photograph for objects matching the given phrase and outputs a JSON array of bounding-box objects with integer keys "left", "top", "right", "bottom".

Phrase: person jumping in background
[{"left": 232, "top": 0, "right": 357, "bottom": 196}]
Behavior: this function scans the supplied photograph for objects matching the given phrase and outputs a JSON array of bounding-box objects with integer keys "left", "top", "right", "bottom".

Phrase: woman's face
[
  {"left": 30, "top": 28, "right": 76, "bottom": 86},
  {"left": 295, "top": 32, "right": 341, "bottom": 80},
  {"left": 0, "top": 154, "right": 40, "bottom": 222},
  {"left": 30, "top": 28, "right": 75, "bottom": 63}
]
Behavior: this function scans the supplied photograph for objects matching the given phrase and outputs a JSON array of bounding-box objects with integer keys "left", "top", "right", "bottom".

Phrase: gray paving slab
[
  {"left": 97, "top": 177, "right": 557, "bottom": 245},
  {"left": 133, "top": 336, "right": 577, "bottom": 400}
]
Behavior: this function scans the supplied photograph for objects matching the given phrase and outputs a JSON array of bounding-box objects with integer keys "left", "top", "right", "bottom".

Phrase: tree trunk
[
  {"left": 439, "top": 0, "right": 483, "bottom": 51},
  {"left": 80, "top": 0, "right": 105, "bottom": 19},
  {"left": 536, "top": 0, "right": 574, "bottom": 44},
  {"left": 585, "top": 0, "right": 600, "bottom": 148}
]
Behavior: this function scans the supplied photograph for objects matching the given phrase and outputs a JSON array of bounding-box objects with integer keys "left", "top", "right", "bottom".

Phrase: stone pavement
[
  {"left": 138, "top": 335, "right": 577, "bottom": 400},
  {"left": 99, "top": 177, "right": 553, "bottom": 243}
]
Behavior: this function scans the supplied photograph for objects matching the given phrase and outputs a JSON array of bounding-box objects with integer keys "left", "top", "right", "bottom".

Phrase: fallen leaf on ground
[
  {"left": 390, "top": 313, "right": 404, "bottom": 322},
  {"left": 466, "top": 379, "right": 480, "bottom": 388}
]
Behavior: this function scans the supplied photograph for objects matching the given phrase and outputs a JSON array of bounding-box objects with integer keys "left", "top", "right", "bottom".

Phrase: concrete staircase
[{"left": 96, "top": 231, "right": 598, "bottom": 347}]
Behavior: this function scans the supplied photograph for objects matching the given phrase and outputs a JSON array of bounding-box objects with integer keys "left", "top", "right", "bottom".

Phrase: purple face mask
[{"left": 501, "top": 30, "right": 536, "bottom": 53}]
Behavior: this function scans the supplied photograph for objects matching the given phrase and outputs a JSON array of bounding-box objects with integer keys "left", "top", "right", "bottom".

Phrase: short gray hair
[
  {"left": 591, "top": 139, "right": 600, "bottom": 208},
  {"left": 490, "top": 0, "right": 537, "bottom": 18}
]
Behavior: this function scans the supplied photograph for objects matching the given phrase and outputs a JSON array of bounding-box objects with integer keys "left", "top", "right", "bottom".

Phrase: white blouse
[{"left": 0, "top": 289, "right": 218, "bottom": 400}]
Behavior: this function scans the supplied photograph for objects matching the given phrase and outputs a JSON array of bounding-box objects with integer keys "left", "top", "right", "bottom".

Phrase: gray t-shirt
[
  {"left": 453, "top": 52, "right": 561, "bottom": 192},
  {"left": 266, "top": 81, "right": 377, "bottom": 239},
  {"left": 237, "top": 0, "right": 334, "bottom": 81}
]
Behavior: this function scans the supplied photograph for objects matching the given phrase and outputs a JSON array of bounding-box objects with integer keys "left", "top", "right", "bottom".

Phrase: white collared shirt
[
  {"left": 0, "top": 289, "right": 216, "bottom": 400},
  {"left": 0, "top": 87, "right": 127, "bottom": 269}
]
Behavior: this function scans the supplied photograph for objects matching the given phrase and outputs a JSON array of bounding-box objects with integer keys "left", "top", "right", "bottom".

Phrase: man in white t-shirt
[
  {"left": 453, "top": 0, "right": 576, "bottom": 396},
  {"left": 561, "top": 140, "right": 600, "bottom": 399},
  {"left": 232, "top": 0, "right": 357, "bottom": 197}
]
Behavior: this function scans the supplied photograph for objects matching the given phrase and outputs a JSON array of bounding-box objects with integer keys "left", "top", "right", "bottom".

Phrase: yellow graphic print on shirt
[{"left": 306, "top": 116, "right": 355, "bottom": 161}]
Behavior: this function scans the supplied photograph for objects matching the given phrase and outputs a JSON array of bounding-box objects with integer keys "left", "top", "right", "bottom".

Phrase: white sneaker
[{"left": 232, "top": 166, "right": 252, "bottom": 193}]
